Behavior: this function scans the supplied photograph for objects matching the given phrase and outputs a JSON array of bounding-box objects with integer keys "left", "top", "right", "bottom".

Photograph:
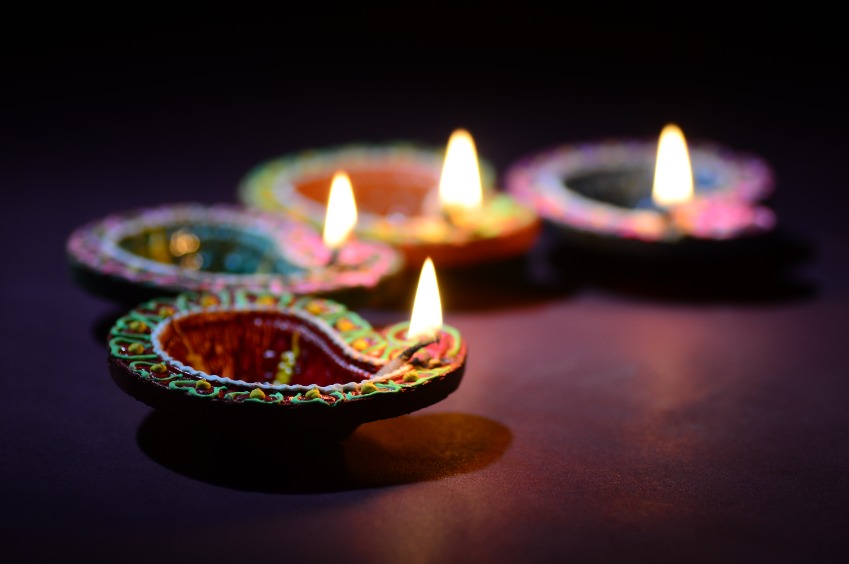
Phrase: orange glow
[
  {"left": 652, "top": 124, "right": 694, "bottom": 207},
  {"left": 407, "top": 257, "right": 443, "bottom": 341},
  {"left": 169, "top": 229, "right": 200, "bottom": 256},
  {"left": 322, "top": 171, "right": 358, "bottom": 249},
  {"left": 438, "top": 129, "right": 484, "bottom": 211}
]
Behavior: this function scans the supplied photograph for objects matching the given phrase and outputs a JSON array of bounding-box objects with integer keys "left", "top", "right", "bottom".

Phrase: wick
[
  {"left": 657, "top": 206, "right": 672, "bottom": 221},
  {"left": 654, "top": 204, "right": 686, "bottom": 240},
  {"left": 373, "top": 335, "right": 439, "bottom": 378},
  {"left": 441, "top": 209, "right": 459, "bottom": 227},
  {"left": 637, "top": 198, "right": 682, "bottom": 240},
  {"left": 325, "top": 248, "right": 340, "bottom": 267}
]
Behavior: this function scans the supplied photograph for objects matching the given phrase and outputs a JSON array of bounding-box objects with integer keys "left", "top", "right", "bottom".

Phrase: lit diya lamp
[
  {"left": 505, "top": 124, "right": 776, "bottom": 251},
  {"left": 107, "top": 258, "right": 466, "bottom": 441},
  {"left": 239, "top": 131, "right": 540, "bottom": 268},
  {"left": 67, "top": 201, "right": 402, "bottom": 306}
]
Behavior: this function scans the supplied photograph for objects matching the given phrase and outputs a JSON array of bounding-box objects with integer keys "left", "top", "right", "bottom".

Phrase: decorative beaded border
[
  {"left": 237, "top": 144, "right": 535, "bottom": 246},
  {"left": 109, "top": 290, "right": 465, "bottom": 408},
  {"left": 505, "top": 140, "right": 775, "bottom": 241},
  {"left": 67, "top": 203, "right": 403, "bottom": 297}
]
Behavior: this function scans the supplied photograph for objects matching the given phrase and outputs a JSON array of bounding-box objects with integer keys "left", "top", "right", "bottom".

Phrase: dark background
[{"left": 3, "top": 12, "right": 848, "bottom": 563}]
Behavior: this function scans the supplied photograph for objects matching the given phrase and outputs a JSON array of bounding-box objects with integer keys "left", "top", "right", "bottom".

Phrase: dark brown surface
[{"left": 3, "top": 21, "right": 849, "bottom": 563}]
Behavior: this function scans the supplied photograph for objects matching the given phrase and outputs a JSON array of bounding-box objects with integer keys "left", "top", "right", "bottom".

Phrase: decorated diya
[
  {"left": 239, "top": 132, "right": 540, "bottom": 268},
  {"left": 67, "top": 203, "right": 403, "bottom": 306},
  {"left": 505, "top": 124, "right": 776, "bottom": 252},
  {"left": 107, "top": 259, "right": 466, "bottom": 440}
]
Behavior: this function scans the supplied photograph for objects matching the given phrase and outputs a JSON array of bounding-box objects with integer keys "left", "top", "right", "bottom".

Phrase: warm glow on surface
[
  {"left": 407, "top": 257, "right": 443, "bottom": 341},
  {"left": 323, "top": 171, "right": 358, "bottom": 249},
  {"left": 652, "top": 124, "right": 694, "bottom": 207},
  {"left": 438, "top": 129, "right": 484, "bottom": 211}
]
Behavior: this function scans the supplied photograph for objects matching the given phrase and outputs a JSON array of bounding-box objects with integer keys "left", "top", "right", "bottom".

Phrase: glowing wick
[
  {"left": 439, "top": 129, "right": 484, "bottom": 212},
  {"left": 322, "top": 171, "right": 358, "bottom": 250},
  {"left": 652, "top": 123, "right": 694, "bottom": 207},
  {"left": 407, "top": 257, "right": 443, "bottom": 341}
]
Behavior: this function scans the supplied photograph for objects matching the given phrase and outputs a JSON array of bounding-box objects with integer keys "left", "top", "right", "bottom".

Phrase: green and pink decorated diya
[
  {"left": 67, "top": 203, "right": 403, "bottom": 306},
  {"left": 108, "top": 289, "right": 467, "bottom": 440}
]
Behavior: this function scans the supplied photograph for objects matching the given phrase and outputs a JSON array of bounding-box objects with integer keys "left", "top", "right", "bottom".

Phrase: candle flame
[
  {"left": 438, "top": 128, "right": 484, "bottom": 211},
  {"left": 407, "top": 257, "right": 443, "bottom": 341},
  {"left": 322, "top": 171, "right": 358, "bottom": 249},
  {"left": 652, "top": 123, "right": 694, "bottom": 207}
]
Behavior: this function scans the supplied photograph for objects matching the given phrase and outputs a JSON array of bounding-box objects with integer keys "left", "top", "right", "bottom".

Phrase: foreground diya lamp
[
  {"left": 505, "top": 124, "right": 776, "bottom": 251},
  {"left": 240, "top": 131, "right": 540, "bottom": 268},
  {"left": 67, "top": 203, "right": 403, "bottom": 306},
  {"left": 107, "top": 258, "right": 466, "bottom": 440}
]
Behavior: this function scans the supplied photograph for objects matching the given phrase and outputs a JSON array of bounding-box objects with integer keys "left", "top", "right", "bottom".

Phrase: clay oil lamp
[
  {"left": 67, "top": 201, "right": 403, "bottom": 306},
  {"left": 505, "top": 124, "right": 776, "bottom": 258},
  {"left": 239, "top": 130, "right": 540, "bottom": 268},
  {"left": 107, "top": 258, "right": 466, "bottom": 440}
]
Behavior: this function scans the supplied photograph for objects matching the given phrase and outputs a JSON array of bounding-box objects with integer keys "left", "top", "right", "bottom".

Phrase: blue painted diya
[
  {"left": 67, "top": 203, "right": 403, "bottom": 306},
  {"left": 506, "top": 139, "right": 775, "bottom": 244}
]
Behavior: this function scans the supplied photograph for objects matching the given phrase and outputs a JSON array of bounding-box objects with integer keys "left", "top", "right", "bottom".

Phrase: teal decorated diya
[{"left": 67, "top": 203, "right": 403, "bottom": 306}]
